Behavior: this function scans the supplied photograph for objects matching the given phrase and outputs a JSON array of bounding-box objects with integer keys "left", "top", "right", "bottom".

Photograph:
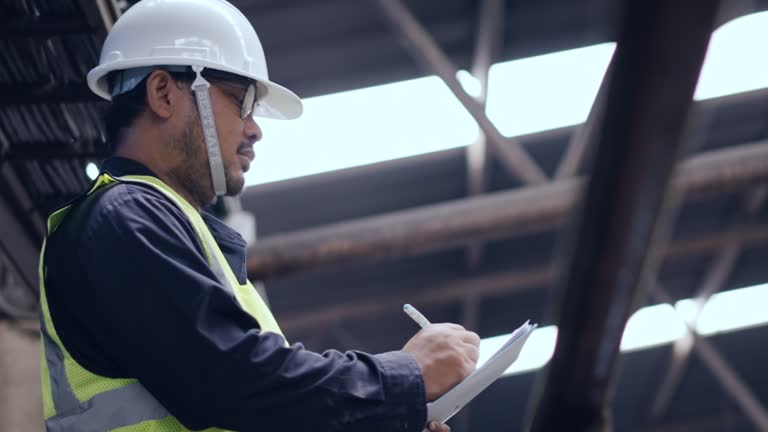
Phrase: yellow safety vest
[{"left": 39, "top": 173, "right": 285, "bottom": 431}]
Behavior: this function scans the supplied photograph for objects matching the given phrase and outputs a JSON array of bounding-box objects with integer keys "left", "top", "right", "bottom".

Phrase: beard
[{"left": 167, "top": 108, "right": 245, "bottom": 206}]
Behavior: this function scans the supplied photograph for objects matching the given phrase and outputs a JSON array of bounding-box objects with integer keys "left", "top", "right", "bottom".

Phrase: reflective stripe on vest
[
  {"left": 40, "top": 324, "right": 79, "bottom": 415},
  {"left": 40, "top": 173, "right": 283, "bottom": 431}
]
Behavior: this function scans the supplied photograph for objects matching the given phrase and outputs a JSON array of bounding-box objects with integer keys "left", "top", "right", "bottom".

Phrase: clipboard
[{"left": 426, "top": 321, "right": 537, "bottom": 424}]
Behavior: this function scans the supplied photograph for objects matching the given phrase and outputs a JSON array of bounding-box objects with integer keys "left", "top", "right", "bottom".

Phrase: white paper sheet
[{"left": 426, "top": 321, "right": 537, "bottom": 424}]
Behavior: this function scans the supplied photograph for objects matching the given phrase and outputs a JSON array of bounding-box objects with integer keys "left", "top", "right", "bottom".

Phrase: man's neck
[{"left": 114, "top": 145, "right": 206, "bottom": 212}]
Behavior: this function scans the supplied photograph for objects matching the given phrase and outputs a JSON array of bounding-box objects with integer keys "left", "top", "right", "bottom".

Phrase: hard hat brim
[
  {"left": 87, "top": 59, "right": 303, "bottom": 120},
  {"left": 252, "top": 79, "right": 303, "bottom": 120}
]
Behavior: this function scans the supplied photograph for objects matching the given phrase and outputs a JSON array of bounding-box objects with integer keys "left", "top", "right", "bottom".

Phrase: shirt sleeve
[{"left": 60, "top": 187, "right": 427, "bottom": 432}]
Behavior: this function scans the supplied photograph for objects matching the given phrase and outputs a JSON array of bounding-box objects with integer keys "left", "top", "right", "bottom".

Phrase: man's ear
[{"left": 145, "top": 70, "right": 179, "bottom": 119}]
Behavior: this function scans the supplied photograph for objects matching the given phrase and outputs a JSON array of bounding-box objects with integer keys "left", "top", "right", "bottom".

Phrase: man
[{"left": 38, "top": 0, "right": 480, "bottom": 431}]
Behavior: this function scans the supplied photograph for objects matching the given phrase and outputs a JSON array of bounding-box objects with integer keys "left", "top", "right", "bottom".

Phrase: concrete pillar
[{"left": 0, "top": 321, "right": 42, "bottom": 432}]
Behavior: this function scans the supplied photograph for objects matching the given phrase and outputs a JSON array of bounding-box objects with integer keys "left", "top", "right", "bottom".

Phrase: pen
[{"left": 403, "top": 304, "right": 431, "bottom": 328}]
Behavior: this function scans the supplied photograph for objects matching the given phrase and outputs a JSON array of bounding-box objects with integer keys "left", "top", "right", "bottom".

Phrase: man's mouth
[
  {"left": 237, "top": 145, "right": 255, "bottom": 161},
  {"left": 237, "top": 146, "right": 255, "bottom": 172}
]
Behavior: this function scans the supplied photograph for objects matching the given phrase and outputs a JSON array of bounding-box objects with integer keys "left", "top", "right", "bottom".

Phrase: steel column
[
  {"left": 555, "top": 58, "right": 613, "bottom": 179},
  {"left": 527, "top": 0, "right": 720, "bottom": 430}
]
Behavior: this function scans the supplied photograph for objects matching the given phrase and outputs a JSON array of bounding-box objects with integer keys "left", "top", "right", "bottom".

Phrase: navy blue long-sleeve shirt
[{"left": 44, "top": 157, "right": 426, "bottom": 431}]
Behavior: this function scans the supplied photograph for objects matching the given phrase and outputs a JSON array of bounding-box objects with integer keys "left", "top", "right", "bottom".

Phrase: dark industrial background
[{"left": 2, "top": 0, "right": 768, "bottom": 431}]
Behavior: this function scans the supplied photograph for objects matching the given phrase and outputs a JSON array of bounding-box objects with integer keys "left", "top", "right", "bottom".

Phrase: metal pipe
[
  {"left": 248, "top": 141, "right": 768, "bottom": 280},
  {"left": 94, "top": 0, "right": 115, "bottom": 31},
  {"left": 277, "top": 224, "right": 768, "bottom": 333}
]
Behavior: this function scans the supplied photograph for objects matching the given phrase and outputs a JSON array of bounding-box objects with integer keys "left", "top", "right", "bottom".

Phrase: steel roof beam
[
  {"left": 465, "top": 0, "right": 505, "bottom": 271},
  {"left": 0, "top": 83, "right": 99, "bottom": 105},
  {"left": 648, "top": 185, "right": 767, "bottom": 419},
  {"left": 248, "top": 140, "right": 768, "bottom": 280},
  {"left": 0, "top": 17, "right": 95, "bottom": 38},
  {"left": 278, "top": 223, "right": 768, "bottom": 333},
  {"left": 373, "top": 0, "right": 548, "bottom": 185},
  {"left": 653, "top": 286, "right": 768, "bottom": 431}
]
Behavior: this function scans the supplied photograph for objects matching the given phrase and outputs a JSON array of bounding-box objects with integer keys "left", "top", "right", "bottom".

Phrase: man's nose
[{"left": 244, "top": 116, "right": 262, "bottom": 144}]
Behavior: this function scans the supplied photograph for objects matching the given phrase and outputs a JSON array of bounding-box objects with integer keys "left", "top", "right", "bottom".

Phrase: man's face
[
  {"left": 207, "top": 79, "right": 261, "bottom": 195},
  {"left": 170, "top": 75, "right": 262, "bottom": 204}
]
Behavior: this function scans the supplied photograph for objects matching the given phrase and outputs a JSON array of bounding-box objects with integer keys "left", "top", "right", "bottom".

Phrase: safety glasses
[
  {"left": 209, "top": 79, "right": 258, "bottom": 119},
  {"left": 110, "top": 66, "right": 260, "bottom": 119},
  {"left": 170, "top": 66, "right": 259, "bottom": 119}
]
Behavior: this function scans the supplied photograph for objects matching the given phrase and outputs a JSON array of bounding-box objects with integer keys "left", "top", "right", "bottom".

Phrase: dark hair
[
  {"left": 103, "top": 75, "right": 150, "bottom": 150},
  {"left": 103, "top": 67, "right": 253, "bottom": 151}
]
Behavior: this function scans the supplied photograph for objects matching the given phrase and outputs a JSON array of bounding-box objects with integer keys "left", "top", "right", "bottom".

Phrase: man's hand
[
  {"left": 425, "top": 421, "right": 451, "bottom": 432},
  {"left": 402, "top": 323, "right": 481, "bottom": 401}
]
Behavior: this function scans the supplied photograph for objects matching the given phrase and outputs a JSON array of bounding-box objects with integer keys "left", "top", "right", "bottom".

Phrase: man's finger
[
  {"left": 462, "top": 342, "right": 480, "bottom": 363},
  {"left": 427, "top": 421, "right": 451, "bottom": 432},
  {"left": 459, "top": 330, "right": 480, "bottom": 346},
  {"left": 438, "top": 323, "right": 466, "bottom": 331}
]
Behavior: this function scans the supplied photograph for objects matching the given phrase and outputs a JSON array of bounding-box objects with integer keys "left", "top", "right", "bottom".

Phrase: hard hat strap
[{"left": 191, "top": 66, "right": 228, "bottom": 196}]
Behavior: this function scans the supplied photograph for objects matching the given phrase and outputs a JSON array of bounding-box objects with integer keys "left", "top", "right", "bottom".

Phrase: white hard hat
[{"left": 86, "top": 0, "right": 302, "bottom": 120}]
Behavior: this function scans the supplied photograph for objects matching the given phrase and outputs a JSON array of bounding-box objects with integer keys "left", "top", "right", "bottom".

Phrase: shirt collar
[
  {"left": 101, "top": 157, "right": 158, "bottom": 178},
  {"left": 100, "top": 157, "right": 250, "bottom": 280}
]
